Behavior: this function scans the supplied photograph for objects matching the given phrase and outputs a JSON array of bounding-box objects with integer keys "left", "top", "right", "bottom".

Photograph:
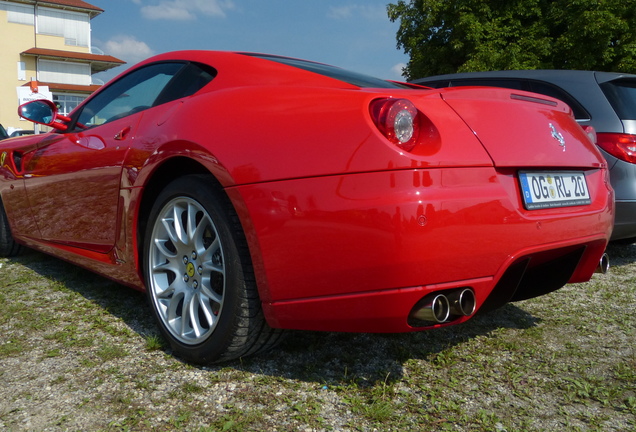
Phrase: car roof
[
  {"left": 413, "top": 69, "right": 636, "bottom": 84},
  {"left": 130, "top": 50, "right": 402, "bottom": 90}
]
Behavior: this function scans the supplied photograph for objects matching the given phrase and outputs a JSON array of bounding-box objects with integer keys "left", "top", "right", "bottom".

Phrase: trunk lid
[{"left": 438, "top": 87, "right": 605, "bottom": 168}]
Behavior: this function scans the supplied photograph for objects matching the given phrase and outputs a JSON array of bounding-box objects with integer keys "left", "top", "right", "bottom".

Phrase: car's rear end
[
  {"left": 240, "top": 83, "right": 613, "bottom": 333},
  {"left": 428, "top": 87, "right": 613, "bottom": 310},
  {"left": 594, "top": 73, "right": 636, "bottom": 241}
]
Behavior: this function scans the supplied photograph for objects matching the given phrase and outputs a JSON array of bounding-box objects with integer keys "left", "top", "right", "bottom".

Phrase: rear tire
[
  {"left": 143, "top": 175, "right": 282, "bottom": 364},
  {"left": 0, "top": 202, "right": 21, "bottom": 257}
]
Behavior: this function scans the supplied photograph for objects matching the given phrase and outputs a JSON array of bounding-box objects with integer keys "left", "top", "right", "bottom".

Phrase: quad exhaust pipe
[
  {"left": 595, "top": 253, "right": 609, "bottom": 274},
  {"left": 412, "top": 293, "right": 450, "bottom": 323},
  {"left": 448, "top": 288, "right": 477, "bottom": 317},
  {"left": 411, "top": 253, "right": 608, "bottom": 325},
  {"left": 410, "top": 288, "right": 476, "bottom": 324}
]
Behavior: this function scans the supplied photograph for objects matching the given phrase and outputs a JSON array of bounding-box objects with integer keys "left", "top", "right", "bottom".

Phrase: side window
[
  {"left": 599, "top": 80, "right": 636, "bottom": 120},
  {"left": 528, "top": 81, "right": 590, "bottom": 121},
  {"left": 76, "top": 62, "right": 186, "bottom": 128},
  {"left": 154, "top": 62, "right": 216, "bottom": 106}
]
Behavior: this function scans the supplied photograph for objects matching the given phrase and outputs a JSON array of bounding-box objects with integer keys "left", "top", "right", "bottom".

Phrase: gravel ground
[{"left": 0, "top": 244, "right": 634, "bottom": 431}]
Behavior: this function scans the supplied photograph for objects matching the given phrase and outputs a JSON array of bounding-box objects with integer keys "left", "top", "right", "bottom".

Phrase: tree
[{"left": 387, "top": 0, "right": 636, "bottom": 80}]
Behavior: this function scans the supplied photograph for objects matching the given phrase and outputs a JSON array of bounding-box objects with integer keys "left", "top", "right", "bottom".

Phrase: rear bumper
[
  {"left": 230, "top": 166, "right": 613, "bottom": 332},
  {"left": 605, "top": 154, "right": 636, "bottom": 241},
  {"left": 263, "top": 237, "right": 607, "bottom": 333}
]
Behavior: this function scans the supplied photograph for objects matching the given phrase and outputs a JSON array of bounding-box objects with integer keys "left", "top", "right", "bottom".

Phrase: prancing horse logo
[{"left": 549, "top": 123, "right": 566, "bottom": 151}]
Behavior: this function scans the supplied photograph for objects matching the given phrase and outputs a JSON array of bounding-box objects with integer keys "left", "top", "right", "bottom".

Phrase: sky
[{"left": 87, "top": 0, "right": 409, "bottom": 84}]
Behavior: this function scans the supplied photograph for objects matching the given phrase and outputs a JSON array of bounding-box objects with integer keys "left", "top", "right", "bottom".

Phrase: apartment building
[{"left": 0, "top": 0, "right": 124, "bottom": 133}]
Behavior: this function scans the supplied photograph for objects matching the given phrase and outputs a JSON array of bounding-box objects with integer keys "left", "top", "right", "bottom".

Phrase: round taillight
[{"left": 370, "top": 98, "right": 420, "bottom": 151}]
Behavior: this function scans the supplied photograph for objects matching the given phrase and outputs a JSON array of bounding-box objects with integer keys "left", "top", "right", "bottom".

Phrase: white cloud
[
  {"left": 141, "top": 3, "right": 193, "bottom": 20},
  {"left": 327, "top": 4, "right": 386, "bottom": 21},
  {"left": 327, "top": 6, "right": 353, "bottom": 19},
  {"left": 390, "top": 62, "right": 407, "bottom": 80},
  {"left": 140, "top": 0, "right": 235, "bottom": 21},
  {"left": 104, "top": 35, "right": 155, "bottom": 64}
]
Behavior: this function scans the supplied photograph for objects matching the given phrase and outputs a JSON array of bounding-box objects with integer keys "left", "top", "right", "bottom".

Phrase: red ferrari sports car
[{"left": 1, "top": 51, "right": 613, "bottom": 363}]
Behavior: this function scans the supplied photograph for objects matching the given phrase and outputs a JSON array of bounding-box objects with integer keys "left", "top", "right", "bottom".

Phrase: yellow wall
[
  {"left": 36, "top": 34, "right": 91, "bottom": 54},
  {"left": 0, "top": 7, "right": 91, "bottom": 132},
  {"left": 0, "top": 9, "right": 34, "bottom": 131}
]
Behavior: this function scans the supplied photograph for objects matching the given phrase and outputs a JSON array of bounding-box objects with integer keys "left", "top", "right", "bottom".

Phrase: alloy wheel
[{"left": 148, "top": 197, "right": 225, "bottom": 345}]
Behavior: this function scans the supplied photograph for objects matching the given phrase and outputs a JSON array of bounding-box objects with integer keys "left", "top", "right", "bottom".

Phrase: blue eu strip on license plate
[{"left": 519, "top": 171, "right": 591, "bottom": 210}]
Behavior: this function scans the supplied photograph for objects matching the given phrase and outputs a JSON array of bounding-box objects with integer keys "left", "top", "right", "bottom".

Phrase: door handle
[{"left": 114, "top": 126, "right": 131, "bottom": 141}]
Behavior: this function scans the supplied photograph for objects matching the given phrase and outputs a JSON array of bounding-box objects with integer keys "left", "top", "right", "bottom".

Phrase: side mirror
[{"left": 18, "top": 100, "right": 70, "bottom": 131}]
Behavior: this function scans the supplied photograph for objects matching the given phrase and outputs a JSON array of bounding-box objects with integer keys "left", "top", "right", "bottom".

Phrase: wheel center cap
[{"left": 186, "top": 262, "right": 195, "bottom": 278}]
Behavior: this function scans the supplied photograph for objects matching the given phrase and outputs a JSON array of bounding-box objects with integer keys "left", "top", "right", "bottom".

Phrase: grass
[{"left": 0, "top": 244, "right": 634, "bottom": 431}]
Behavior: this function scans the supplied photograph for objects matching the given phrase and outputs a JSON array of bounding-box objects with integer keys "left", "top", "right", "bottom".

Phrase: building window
[
  {"left": 4, "top": 2, "right": 34, "bottom": 25},
  {"left": 53, "top": 94, "right": 86, "bottom": 116},
  {"left": 17, "top": 62, "right": 26, "bottom": 81},
  {"left": 37, "top": 7, "right": 90, "bottom": 47},
  {"left": 38, "top": 60, "right": 91, "bottom": 86}
]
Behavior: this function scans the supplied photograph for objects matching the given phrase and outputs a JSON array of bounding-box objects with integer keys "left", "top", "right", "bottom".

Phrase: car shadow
[
  {"left": 605, "top": 241, "right": 636, "bottom": 266},
  {"left": 10, "top": 248, "right": 573, "bottom": 388},
  {"left": 238, "top": 305, "right": 540, "bottom": 388},
  {"left": 9, "top": 249, "right": 158, "bottom": 339}
]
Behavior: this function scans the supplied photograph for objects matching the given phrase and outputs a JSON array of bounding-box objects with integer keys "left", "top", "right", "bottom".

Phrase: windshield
[{"left": 245, "top": 53, "right": 406, "bottom": 89}]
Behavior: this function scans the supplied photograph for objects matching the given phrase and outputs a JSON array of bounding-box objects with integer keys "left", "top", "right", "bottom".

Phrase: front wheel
[
  {"left": 143, "top": 175, "right": 281, "bottom": 363},
  {"left": 0, "top": 202, "right": 21, "bottom": 257}
]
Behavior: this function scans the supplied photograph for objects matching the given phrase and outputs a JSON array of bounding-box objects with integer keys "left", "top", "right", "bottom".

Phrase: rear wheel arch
[{"left": 137, "top": 157, "right": 216, "bottom": 260}]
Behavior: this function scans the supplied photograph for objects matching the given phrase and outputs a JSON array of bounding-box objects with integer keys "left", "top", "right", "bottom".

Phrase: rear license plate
[{"left": 519, "top": 171, "right": 591, "bottom": 210}]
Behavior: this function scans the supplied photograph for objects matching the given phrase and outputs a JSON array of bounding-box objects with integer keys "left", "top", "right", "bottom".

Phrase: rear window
[
  {"left": 418, "top": 80, "right": 449, "bottom": 88},
  {"left": 449, "top": 78, "right": 524, "bottom": 90},
  {"left": 245, "top": 53, "right": 404, "bottom": 89},
  {"left": 601, "top": 80, "right": 636, "bottom": 120},
  {"left": 526, "top": 81, "right": 590, "bottom": 121},
  {"left": 424, "top": 77, "right": 590, "bottom": 120}
]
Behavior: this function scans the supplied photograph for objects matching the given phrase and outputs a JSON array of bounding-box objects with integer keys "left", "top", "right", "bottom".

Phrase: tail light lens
[
  {"left": 596, "top": 133, "right": 636, "bottom": 164},
  {"left": 370, "top": 98, "right": 420, "bottom": 152},
  {"left": 581, "top": 125, "right": 597, "bottom": 144}
]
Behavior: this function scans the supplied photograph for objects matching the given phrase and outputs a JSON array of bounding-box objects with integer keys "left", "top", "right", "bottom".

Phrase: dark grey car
[{"left": 414, "top": 70, "right": 636, "bottom": 242}]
